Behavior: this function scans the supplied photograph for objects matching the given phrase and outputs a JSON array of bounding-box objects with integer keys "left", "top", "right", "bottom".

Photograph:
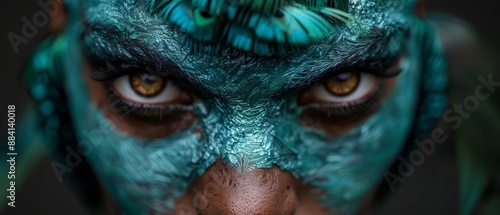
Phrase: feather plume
[{"left": 148, "top": 0, "right": 356, "bottom": 55}]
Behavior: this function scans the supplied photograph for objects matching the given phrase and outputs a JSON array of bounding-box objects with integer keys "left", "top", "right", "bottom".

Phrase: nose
[{"left": 183, "top": 160, "right": 298, "bottom": 215}]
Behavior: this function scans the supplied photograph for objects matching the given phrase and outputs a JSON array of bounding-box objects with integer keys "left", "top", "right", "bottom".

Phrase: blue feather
[
  {"left": 148, "top": 0, "right": 358, "bottom": 55},
  {"left": 298, "top": 0, "right": 327, "bottom": 11},
  {"left": 223, "top": 24, "right": 253, "bottom": 52},
  {"left": 191, "top": 0, "right": 224, "bottom": 16},
  {"left": 236, "top": 0, "right": 285, "bottom": 15}
]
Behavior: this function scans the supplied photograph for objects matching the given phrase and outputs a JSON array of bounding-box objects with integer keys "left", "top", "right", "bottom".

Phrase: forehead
[{"left": 81, "top": 0, "right": 414, "bottom": 98}]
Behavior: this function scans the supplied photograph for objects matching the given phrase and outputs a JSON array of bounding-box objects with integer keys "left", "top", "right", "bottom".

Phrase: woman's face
[{"left": 59, "top": 0, "right": 422, "bottom": 214}]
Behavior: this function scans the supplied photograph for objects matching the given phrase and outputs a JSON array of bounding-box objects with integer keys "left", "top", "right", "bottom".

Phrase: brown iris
[
  {"left": 324, "top": 72, "right": 360, "bottom": 96},
  {"left": 129, "top": 73, "right": 166, "bottom": 97}
]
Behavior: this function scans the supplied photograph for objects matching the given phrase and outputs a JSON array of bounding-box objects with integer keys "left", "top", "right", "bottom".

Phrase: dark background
[{"left": 1, "top": 0, "right": 499, "bottom": 215}]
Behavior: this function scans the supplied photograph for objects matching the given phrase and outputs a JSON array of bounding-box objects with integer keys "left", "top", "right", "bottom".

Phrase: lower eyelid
[
  {"left": 301, "top": 80, "right": 385, "bottom": 118},
  {"left": 104, "top": 83, "right": 194, "bottom": 122}
]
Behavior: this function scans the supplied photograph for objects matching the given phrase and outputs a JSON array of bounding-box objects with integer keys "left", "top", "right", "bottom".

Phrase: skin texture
[
  {"left": 24, "top": 0, "right": 448, "bottom": 214},
  {"left": 80, "top": 22, "right": 418, "bottom": 215},
  {"left": 84, "top": 55, "right": 390, "bottom": 215}
]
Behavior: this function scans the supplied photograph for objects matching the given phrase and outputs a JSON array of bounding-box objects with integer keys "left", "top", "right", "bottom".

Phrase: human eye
[
  {"left": 90, "top": 62, "right": 194, "bottom": 123},
  {"left": 112, "top": 72, "right": 188, "bottom": 105},
  {"left": 299, "top": 55, "right": 405, "bottom": 120}
]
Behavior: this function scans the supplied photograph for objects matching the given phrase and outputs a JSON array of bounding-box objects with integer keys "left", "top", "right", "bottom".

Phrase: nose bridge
[{"left": 207, "top": 100, "right": 279, "bottom": 170}]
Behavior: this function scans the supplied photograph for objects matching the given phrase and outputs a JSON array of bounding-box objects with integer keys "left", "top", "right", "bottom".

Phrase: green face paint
[{"left": 25, "top": 0, "right": 448, "bottom": 214}]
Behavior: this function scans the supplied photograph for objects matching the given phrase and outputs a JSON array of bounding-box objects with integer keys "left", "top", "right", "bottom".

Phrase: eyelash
[
  {"left": 299, "top": 54, "right": 404, "bottom": 119},
  {"left": 87, "top": 60, "right": 193, "bottom": 122},
  {"left": 103, "top": 81, "right": 193, "bottom": 123},
  {"left": 302, "top": 79, "right": 384, "bottom": 119},
  {"left": 93, "top": 53, "right": 400, "bottom": 121}
]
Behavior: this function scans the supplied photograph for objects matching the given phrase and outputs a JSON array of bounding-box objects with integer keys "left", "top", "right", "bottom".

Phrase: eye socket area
[
  {"left": 111, "top": 73, "right": 193, "bottom": 105},
  {"left": 299, "top": 55, "right": 406, "bottom": 106},
  {"left": 300, "top": 71, "right": 380, "bottom": 105},
  {"left": 87, "top": 60, "right": 199, "bottom": 139}
]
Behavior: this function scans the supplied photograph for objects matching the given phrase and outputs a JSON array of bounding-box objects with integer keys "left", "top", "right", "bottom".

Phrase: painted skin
[{"left": 24, "top": 0, "right": 448, "bottom": 214}]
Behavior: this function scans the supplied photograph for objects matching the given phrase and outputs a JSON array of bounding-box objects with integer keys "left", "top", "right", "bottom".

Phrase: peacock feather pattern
[{"left": 148, "top": 0, "right": 356, "bottom": 55}]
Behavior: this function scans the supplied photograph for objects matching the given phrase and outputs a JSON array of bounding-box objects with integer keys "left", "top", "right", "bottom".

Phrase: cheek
[
  {"left": 69, "top": 103, "right": 208, "bottom": 215},
  {"left": 67, "top": 60, "right": 210, "bottom": 214},
  {"left": 289, "top": 72, "right": 419, "bottom": 213}
]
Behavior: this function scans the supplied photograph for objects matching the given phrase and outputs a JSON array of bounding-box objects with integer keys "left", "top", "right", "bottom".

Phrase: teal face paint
[{"left": 25, "top": 0, "right": 447, "bottom": 214}]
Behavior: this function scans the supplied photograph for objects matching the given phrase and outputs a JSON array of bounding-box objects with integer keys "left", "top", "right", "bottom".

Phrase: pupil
[
  {"left": 130, "top": 73, "right": 166, "bottom": 97},
  {"left": 140, "top": 74, "right": 159, "bottom": 84},
  {"left": 335, "top": 72, "right": 352, "bottom": 82}
]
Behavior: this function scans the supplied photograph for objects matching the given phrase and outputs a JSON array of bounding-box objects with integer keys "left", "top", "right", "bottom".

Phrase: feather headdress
[{"left": 148, "top": 0, "right": 357, "bottom": 55}]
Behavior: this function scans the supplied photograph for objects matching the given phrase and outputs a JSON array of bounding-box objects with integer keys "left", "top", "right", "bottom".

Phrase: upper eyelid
[
  {"left": 88, "top": 60, "right": 212, "bottom": 98},
  {"left": 89, "top": 59, "right": 188, "bottom": 83},
  {"left": 87, "top": 39, "right": 405, "bottom": 102},
  {"left": 299, "top": 81, "right": 384, "bottom": 119},
  {"left": 352, "top": 55, "right": 405, "bottom": 77},
  {"left": 272, "top": 43, "right": 406, "bottom": 99},
  {"left": 89, "top": 62, "right": 133, "bottom": 81},
  {"left": 88, "top": 55, "right": 182, "bottom": 75},
  {"left": 313, "top": 54, "right": 404, "bottom": 83}
]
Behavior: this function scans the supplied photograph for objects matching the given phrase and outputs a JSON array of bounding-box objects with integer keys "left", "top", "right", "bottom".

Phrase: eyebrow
[
  {"left": 83, "top": 21, "right": 406, "bottom": 98},
  {"left": 272, "top": 27, "right": 406, "bottom": 98},
  {"left": 82, "top": 22, "right": 210, "bottom": 94}
]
